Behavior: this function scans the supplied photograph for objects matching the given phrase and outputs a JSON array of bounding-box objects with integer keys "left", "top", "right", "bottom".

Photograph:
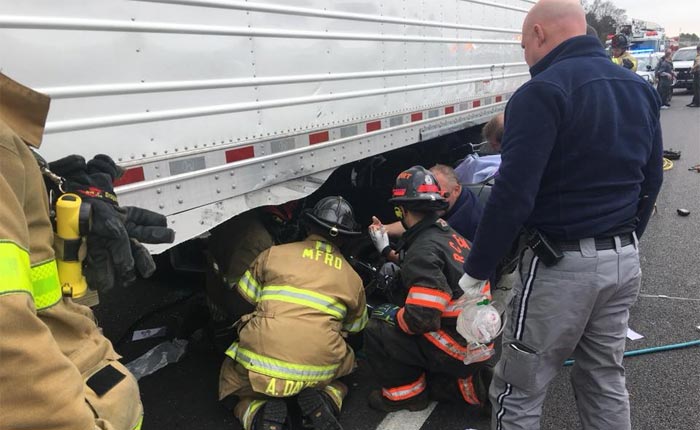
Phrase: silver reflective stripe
[
  {"left": 343, "top": 307, "right": 368, "bottom": 332},
  {"left": 237, "top": 270, "right": 261, "bottom": 302},
  {"left": 261, "top": 285, "right": 347, "bottom": 320},
  {"left": 381, "top": 374, "right": 427, "bottom": 400},
  {"left": 227, "top": 343, "right": 339, "bottom": 382},
  {"left": 407, "top": 291, "right": 450, "bottom": 307},
  {"left": 425, "top": 331, "right": 467, "bottom": 360}
]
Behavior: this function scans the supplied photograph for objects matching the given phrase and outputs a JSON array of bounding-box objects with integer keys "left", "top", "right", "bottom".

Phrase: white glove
[
  {"left": 458, "top": 272, "right": 488, "bottom": 300},
  {"left": 368, "top": 217, "right": 391, "bottom": 256}
]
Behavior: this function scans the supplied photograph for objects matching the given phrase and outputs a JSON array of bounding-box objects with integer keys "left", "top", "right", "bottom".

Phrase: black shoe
[
  {"left": 367, "top": 389, "right": 430, "bottom": 412},
  {"left": 297, "top": 389, "right": 343, "bottom": 430},
  {"left": 254, "top": 399, "right": 289, "bottom": 430},
  {"left": 687, "top": 103, "right": 700, "bottom": 108}
]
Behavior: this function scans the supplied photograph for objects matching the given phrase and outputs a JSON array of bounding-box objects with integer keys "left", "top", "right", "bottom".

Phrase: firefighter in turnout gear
[
  {"left": 0, "top": 74, "right": 144, "bottom": 429},
  {"left": 205, "top": 202, "right": 300, "bottom": 351},
  {"left": 364, "top": 166, "right": 494, "bottom": 413},
  {"left": 219, "top": 196, "right": 368, "bottom": 430},
  {"left": 611, "top": 33, "right": 638, "bottom": 72}
]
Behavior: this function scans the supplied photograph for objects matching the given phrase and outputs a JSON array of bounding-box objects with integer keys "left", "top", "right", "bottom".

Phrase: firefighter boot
[
  {"left": 253, "top": 399, "right": 289, "bottom": 430},
  {"left": 298, "top": 388, "right": 343, "bottom": 430},
  {"left": 367, "top": 390, "right": 430, "bottom": 413}
]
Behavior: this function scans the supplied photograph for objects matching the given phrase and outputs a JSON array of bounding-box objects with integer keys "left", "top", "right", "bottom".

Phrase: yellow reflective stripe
[
  {"left": 242, "top": 400, "right": 266, "bottom": 430},
  {"left": 237, "top": 270, "right": 262, "bottom": 303},
  {"left": 0, "top": 241, "right": 33, "bottom": 298},
  {"left": 30, "top": 259, "right": 62, "bottom": 310},
  {"left": 132, "top": 415, "right": 144, "bottom": 430},
  {"left": 226, "top": 343, "right": 338, "bottom": 382},
  {"left": 343, "top": 307, "right": 368, "bottom": 333},
  {"left": 261, "top": 285, "right": 347, "bottom": 320},
  {"left": 323, "top": 384, "right": 344, "bottom": 411},
  {"left": 315, "top": 241, "right": 333, "bottom": 253}
]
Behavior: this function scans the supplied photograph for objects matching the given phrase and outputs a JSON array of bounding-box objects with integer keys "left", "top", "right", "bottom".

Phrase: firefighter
[
  {"left": 218, "top": 196, "right": 368, "bottom": 430},
  {"left": 364, "top": 166, "right": 494, "bottom": 413},
  {"left": 611, "top": 33, "right": 638, "bottom": 72},
  {"left": 0, "top": 73, "right": 173, "bottom": 429},
  {"left": 205, "top": 202, "right": 300, "bottom": 350}
]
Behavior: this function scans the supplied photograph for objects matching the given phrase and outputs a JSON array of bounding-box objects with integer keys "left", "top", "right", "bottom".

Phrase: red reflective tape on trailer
[
  {"left": 113, "top": 167, "right": 145, "bottom": 187},
  {"left": 225, "top": 146, "right": 255, "bottom": 163},
  {"left": 309, "top": 131, "right": 329, "bottom": 145},
  {"left": 472, "top": 100, "right": 481, "bottom": 108},
  {"left": 411, "top": 112, "right": 423, "bottom": 122},
  {"left": 445, "top": 106, "right": 455, "bottom": 114},
  {"left": 366, "top": 121, "right": 382, "bottom": 132},
  {"left": 495, "top": 95, "right": 503, "bottom": 103}
]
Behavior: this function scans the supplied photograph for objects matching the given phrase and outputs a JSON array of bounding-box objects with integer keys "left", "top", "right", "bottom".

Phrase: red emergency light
[
  {"left": 646, "top": 30, "right": 658, "bottom": 36},
  {"left": 607, "top": 34, "right": 615, "bottom": 40}
]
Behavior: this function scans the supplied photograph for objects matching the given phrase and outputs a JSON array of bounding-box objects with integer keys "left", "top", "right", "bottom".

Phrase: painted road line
[{"left": 375, "top": 401, "right": 438, "bottom": 430}]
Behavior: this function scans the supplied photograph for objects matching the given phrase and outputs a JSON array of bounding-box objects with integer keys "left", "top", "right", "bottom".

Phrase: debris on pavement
[
  {"left": 626, "top": 328, "right": 644, "bottom": 341},
  {"left": 663, "top": 149, "right": 681, "bottom": 160},
  {"left": 677, "top": 209, "right": 691, "bottom": 217},
  {"left": 132, "top": 326, "right": 168, "bottom": 341},
  {"left": 126, "top": 339, "right": 188, "bottom": 380},
  {"left": 663, "top": 158, "right": 674, "bottom": 170},
  {"left": 689, "top": 164, "right": 700, "bottom": 173}
]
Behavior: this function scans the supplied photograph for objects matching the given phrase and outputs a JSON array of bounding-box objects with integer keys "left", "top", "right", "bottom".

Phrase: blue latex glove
[{"left": 371, "top": 303, "right": 400, "bottom": 326}]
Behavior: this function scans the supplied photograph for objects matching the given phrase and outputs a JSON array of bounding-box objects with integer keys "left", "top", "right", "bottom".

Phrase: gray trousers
[{"left": 490, "top": 237, "right": 641, "bottom": 430}]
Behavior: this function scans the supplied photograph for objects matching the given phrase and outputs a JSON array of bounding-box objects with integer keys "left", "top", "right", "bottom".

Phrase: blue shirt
[
  {"left": 465, "top": 35, "right": 664, "bottom": 280},
  {"left": 455, "top": 154, "right": 502, "bottom": 184},
  {"left": 444, "top": 187, "right": 483, "bottom": 242}
]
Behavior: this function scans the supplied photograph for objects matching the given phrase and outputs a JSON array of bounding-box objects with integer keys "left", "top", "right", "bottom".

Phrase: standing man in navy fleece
[{"left": 457, "top": 0, "right": 663, "bottom": 429}]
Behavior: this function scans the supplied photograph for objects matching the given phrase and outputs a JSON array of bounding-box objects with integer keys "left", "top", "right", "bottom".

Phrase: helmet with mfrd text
[
  {"left": 305, "top": 196, "right": 361, "bottom": 237},
  {"left": 389, "top": 166, "right": 448, "bottom": 212},
  {"left": 611, "top": 34, "right": 629, "bottom": 50}
]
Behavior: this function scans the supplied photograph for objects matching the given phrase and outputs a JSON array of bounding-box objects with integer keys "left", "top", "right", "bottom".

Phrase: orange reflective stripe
[
  {"left": 457, "top": 376, "right": 481, "bottom": 405},
  {"left": 382, "top": 373, "right": 426, "bottom": 401},
  {"left": 424, "top": 330, "right": 469, "bottom": 361},
  {"left": 405, "top": 286, "right": 451, "bottom": 311},
  {"left": 481, "top": 281, "right": 492, "bottom": 300},
  {"left": 443, "top": 300, "right": 462, "bottom": 318},
  {"left": 396, "top": 308, "right": 414, "bottom": 334}
]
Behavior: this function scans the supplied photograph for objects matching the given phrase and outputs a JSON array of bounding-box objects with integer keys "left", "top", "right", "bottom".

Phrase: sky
[{"left": 611, "top": 0, "right": 700, "bottom": 36}]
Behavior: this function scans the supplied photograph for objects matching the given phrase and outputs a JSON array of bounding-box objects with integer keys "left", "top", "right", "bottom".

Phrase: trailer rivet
[
  {"left": 159, "top": 204, "right": 165, "bottom": 209},
  {"left": 214, "top": 175, "right": 219, "bottom": 180},
  {"left": 216, "top": 189, "right": 221, "bottom": 194},
  {"left": 178, "top": 199, "right": 183, "bottom": 204},
  {"left": 156, "top": 189, "right": 162, "bottom": 194}
]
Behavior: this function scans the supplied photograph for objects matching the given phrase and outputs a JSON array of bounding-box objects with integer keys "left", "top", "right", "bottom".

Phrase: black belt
[{"left": 556, "top": 233, "right": 635, "bottom": 252}]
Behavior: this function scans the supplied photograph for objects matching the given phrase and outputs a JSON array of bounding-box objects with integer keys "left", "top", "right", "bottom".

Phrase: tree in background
[
  {"left": 678, "top": 33, "right": 699, "bottom": 45},
  {"left": 581, "top": 0, "right": 627, "bottom": 44}
]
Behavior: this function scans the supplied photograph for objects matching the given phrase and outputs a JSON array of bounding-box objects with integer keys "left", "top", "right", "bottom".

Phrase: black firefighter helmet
[
  {"left": 305, "top": 196, "right": 361, "bottom": 237},
  {"left": 611, "top": 33, "right": 630, "bottom": 50},
  {"left": 389, "top": 165, "right": 448, "bottom": 212}
]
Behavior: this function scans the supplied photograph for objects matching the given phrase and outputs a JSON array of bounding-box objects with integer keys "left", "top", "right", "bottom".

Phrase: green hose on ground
[{"left": 563, "top": 340, "right": 700, "bottom": 367}]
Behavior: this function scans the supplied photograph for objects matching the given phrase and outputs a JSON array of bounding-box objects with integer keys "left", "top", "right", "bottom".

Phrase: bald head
[{"left": 521, "top": 0, "right": 587, "bottom": 66}]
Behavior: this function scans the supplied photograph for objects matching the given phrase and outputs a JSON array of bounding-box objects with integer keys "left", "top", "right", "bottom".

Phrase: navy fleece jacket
[{"left": 465, "top": 35, "right": 664, "bottom": 280}]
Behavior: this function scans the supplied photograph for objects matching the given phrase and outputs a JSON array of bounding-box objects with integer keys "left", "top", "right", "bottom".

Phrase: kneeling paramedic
[
  {"left": 219, "top": 196, "right": 368, "bottom": 430},
  {"left": 364, "top": 166, "right": 499, "bottom": 413},
  {"left": 0, "top": 73, "right": 174, "bottom": 429}
]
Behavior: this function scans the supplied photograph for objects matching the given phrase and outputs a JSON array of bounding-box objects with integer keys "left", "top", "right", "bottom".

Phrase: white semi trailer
[{"left": 0, "top": 0, "right": 532, "bottom": 254}]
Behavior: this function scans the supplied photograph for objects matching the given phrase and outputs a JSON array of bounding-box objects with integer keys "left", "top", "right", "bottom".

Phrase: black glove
[{"left": 49, "top": 154, "right": 175, "bottom": 292}]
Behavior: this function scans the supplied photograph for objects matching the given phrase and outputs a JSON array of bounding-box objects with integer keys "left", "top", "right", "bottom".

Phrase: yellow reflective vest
[
  {"left": 225, "top": 234, "right": 367, "bottom": 397},
  {"left": 612, "top": 51, "right": 638, "bottom": 72}
]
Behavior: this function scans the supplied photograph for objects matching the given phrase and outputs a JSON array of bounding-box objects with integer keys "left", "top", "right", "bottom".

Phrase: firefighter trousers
[
  {"left": 363, "top": 319, "right": 488, "bottom": 405},
  {"left": 220, "top": 362, "right": 348, "bottom": 430},
  {"left": 490, "top": 240, "right": 640, "bottom": 430}
]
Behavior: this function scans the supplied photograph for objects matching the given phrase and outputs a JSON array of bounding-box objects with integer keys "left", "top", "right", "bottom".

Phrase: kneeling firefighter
[
  {"left": 219, "top": 196, "right": 368, "bottom": 430},
  {"left": 364, "top": 166, "right": 498, "bottom": 413}
]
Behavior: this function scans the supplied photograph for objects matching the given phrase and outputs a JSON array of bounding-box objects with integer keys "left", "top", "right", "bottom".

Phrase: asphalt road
[{"left": 95, "top": 92, "right": 700, "bottom": 430}]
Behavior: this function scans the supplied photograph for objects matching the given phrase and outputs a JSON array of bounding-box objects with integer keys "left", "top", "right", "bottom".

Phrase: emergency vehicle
[
  {"left": 606, "top": 19, "right": 667, "bottom": 55},
  {"left": 0, "top": 0, "right": 531, "bottom": 257}
]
